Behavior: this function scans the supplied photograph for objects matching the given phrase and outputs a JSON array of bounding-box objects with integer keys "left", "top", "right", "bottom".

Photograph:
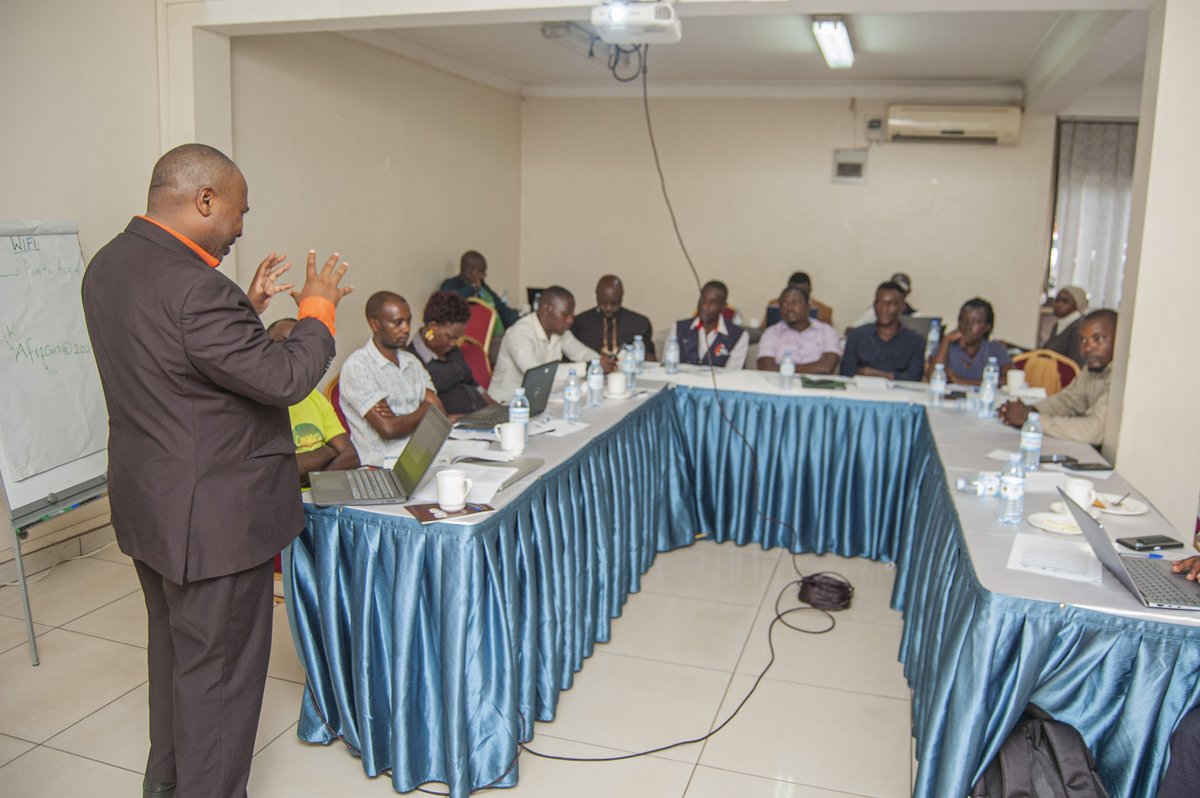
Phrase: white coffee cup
[
  {"left": 1006, "top": 369, "right": 1027, "bottom": 393},
  {"left": 1064, "top": 476, "right": 1096, "bottom": 510},
  {"left": 493, "top": 421, "right": 525, "bottom": 455},
  {"left": 436, "top": 469, "right": 473, "bottom": 513},
  {"left": 606, "top": 371, "right": 627, "bottom": 396}
]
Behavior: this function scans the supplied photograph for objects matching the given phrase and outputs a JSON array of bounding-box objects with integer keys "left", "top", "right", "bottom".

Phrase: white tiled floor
[{"left": 0, "top": 539, "right": 914, "bottom": 796}]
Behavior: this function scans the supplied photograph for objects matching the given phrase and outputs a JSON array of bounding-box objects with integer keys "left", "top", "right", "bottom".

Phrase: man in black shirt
[
  {"left": 840, "top": 281, "right": 925, "bottom": 381},
  {"left": 571, "top": 275, "right": 656, "bottom": 368}
]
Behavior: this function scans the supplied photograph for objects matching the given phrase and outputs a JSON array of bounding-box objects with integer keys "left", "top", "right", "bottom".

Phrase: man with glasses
[{"left": 999, "top": 309, "right": 1117, "bottom": 446}]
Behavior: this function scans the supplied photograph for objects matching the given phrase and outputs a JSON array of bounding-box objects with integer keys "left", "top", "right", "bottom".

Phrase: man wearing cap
[{"left": 849, "top": 272, "right": 917, "bottom": 329}]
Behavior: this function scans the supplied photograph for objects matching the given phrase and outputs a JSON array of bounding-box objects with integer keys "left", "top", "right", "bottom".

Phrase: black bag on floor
[{"left": 970, "top": 704, "right": 1110, "bottom": 797}]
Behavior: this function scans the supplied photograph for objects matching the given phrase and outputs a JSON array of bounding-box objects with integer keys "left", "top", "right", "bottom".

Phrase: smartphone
[
  {"left": 1116, "top": 535, "right": 1184, "bottom": 552},
  {"left": 1040, "top": 454, "right": 1077, "bottom": 465},
  {"left": 1064, "top": 461, "right": 1112, "bottom": 472}
]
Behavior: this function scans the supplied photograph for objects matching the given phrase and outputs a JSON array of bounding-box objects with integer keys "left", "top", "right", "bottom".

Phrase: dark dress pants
[{"left": 134, "top": 557, "right": 275, "bottom": 798}]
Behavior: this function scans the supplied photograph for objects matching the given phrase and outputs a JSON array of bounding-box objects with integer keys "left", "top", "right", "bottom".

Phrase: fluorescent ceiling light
[{"left": 812, "top": 16, "right": 854, "bottom": 70}]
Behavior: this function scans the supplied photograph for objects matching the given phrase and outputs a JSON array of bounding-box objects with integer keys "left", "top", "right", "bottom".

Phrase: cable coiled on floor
[{"left": 798, "top": 571, "right": 855, "bottom": 611}]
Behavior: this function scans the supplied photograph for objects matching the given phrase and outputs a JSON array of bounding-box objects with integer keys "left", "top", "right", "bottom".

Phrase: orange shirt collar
[{"left": 137, "top": 215, "right": 220, "bottom": 268}]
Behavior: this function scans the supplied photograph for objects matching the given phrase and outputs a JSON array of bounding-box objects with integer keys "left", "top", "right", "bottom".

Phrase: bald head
[
  {"left": 595, "top": 275, "right": 624, "bottom": 319},
  {"left": 145, "top": 144, "right": 248, "bottom": 262}
]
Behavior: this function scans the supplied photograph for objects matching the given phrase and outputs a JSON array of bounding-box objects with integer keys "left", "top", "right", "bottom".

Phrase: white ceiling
[{"left": 334, "top": 4, "right": 1148, "bottom": 111}]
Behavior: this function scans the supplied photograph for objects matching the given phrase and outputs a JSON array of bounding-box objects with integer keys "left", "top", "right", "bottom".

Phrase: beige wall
[
  {"left": 0, "top": 0, "right": 160, "bottom": 258},
  {"left": 520, "top": 97, "right": 1057, "bottom": 346},
  {"left": 230, "top": 32, "right": 523, "bottom": 378}
]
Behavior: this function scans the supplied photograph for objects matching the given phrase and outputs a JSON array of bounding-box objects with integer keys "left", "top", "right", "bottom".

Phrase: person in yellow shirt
[{"left": 267, "top": 318, "right": 359, "bottom": 483}]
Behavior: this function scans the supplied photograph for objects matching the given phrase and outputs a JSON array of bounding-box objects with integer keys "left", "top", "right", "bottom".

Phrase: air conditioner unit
[
  {"left": 591, "top": 2, "right": 682, "bottom": 46},
  {"left": 885, "top": 105, "right": 1021, "bottom": 145}
]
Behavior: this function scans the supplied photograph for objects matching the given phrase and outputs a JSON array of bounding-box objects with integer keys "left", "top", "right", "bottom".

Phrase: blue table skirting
[{"left": 286, "top": 386, "right": 1199, "bottom": 796}]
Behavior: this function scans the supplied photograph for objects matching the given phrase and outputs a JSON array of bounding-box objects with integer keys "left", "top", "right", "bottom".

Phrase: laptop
[
  {"left": 1059, "top": 489, "right": 1200, "bottom": 611},
  {"left": 455, "top": 360, "right": 558, "bottom": 429},
  {"left": 309, "top": 406, "right": 452, "bottom": 507}
]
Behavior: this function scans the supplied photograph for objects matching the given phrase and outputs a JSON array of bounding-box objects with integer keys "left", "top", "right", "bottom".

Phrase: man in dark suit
[
  {"left": 571, "top": 274, "right": 656, "bottom": 368},
  {"left": 82, "top": 144, "right": 351, "bottom": 798}
]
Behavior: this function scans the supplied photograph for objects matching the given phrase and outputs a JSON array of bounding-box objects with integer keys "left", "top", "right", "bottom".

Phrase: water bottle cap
[
  {"left": 1008, "top": 452, "right": 1021, "bottom": 462},
  {"left": 634, "top": 335, "right": 643, "bottom": 341},
  {"left": 568, "top": 368, "right": 576, "bottom": 376},
  {"left": 514, "top": 387, "right": 525, "bottom": 395},
  {"left": 1028, "top": 412, "right": 1039, "bottom": 420}
]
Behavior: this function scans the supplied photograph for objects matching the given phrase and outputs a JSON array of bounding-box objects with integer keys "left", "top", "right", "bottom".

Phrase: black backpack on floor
[{"left": 970, "top": 704, "right": 1110, "bottom": 798}]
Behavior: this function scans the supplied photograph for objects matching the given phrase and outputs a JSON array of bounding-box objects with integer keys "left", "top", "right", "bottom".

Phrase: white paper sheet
[{"left": 1007, "top": 532, "right": 1102, "bottom": 583}]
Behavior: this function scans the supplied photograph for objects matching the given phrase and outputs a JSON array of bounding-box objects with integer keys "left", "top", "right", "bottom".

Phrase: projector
[{"left": 591, "top": 1, "right": 682, "bottom": 46}]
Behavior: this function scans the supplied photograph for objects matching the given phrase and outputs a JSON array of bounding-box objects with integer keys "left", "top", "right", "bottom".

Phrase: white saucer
[
  {"left": 1095, "top": 492, "right": 1149, "bottom": 516},
  {"left": 1028, "top": 512, "right": 1082, "bottom": 535},
  {"left": 1050, "top": 501, "right": 1101, "bottom": 520},
  {"left": 605, "top": 390, "right": 632, "bottom": 399}
]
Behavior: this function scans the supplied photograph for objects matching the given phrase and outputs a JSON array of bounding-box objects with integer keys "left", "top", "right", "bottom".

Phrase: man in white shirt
[
  {"left": 672, "top": 281, "right": 748, "bottom": 369},
  {"left": 490, "top": 285, "right": 604, "bottom": 401},
  {"left": 339, "top": 291, "right": 443, "bottom": 465}
]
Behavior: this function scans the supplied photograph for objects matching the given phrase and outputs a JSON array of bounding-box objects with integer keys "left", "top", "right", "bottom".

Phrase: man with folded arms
[
  {"left": 491, "top": 285, "right": 605, "bottom": 401},
  {"left": 267, "top": 318, "right": 359, "bottom": 483},
  {"left": 998, "top": 310, "right": 1117, "bottom": 446},
  {"left": 572, "top": 274, "right": 656, "bottom": 368},
  {"left": 840, "top": 281, "right": 925, "bottom": 381},
  {"left": 756, "top": 285, "right": 840, "bottom": 374},
  {"left": 339, "top": 291, "right": 444, "bottom": 466},
  {"left": 83, "top": 143, "right": 351, "bottom": 798}
]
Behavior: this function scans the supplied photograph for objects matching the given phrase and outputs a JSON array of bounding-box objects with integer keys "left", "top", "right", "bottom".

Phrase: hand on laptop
[{"left": 1172, "top": 556, "right": 1200, "bottom": 581}]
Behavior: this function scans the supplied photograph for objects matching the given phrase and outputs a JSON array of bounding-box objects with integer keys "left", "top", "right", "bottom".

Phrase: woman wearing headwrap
[{"left": 1040, "top": 285, "right": 1088, "bottom": 365}]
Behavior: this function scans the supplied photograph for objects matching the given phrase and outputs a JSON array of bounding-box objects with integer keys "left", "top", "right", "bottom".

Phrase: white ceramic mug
[
  {"left": 493, "top": 421, "right": 525, "bottom": 455},
  {"left": 1064, "top": 476, "right": 1096, "bottom": 509},
  {"left": 606, "top": 370, "right": 628, "bottom": 396},
  {"left": 436, "top": 469, "right": 473, "bottom": 513},
  {"left": 1006, "top": 369, "right": 1027, "bottom": 393}
]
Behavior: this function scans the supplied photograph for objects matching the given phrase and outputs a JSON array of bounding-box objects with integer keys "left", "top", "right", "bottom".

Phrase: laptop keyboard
[
  {"left": 347, "top": 469, "right": 398, "bottom": 500},
  {"left": 1124, "top": 557, "right": 1200, "bottom": 606}
]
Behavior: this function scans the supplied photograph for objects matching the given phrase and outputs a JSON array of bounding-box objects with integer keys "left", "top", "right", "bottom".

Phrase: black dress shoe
[{"left": 142, "top": 778, "right": 175, "bottom": 797}]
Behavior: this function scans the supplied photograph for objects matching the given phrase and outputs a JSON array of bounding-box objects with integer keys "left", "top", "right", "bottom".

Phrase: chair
[
  {"left": 1011, "top": 349, "right": 1080, "bottom": 396},
  {"left": 462, "top": 299, "right": 498, "bottom": 389},
  {"left": 322, "top": 371, "right": 351, "bottom": 432}
]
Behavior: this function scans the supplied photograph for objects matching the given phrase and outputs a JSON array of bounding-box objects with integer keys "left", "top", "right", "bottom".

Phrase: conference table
[{"left": 284, "top": 367, "right": 1200, "bottom": 797}]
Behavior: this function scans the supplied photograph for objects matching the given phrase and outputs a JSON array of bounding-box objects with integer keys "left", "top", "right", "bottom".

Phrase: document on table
[
  {"left": 1007, "top": 532, "right": 1102, "bottom": 583},
  {"left": 410, "top": 464, "right": 518, "bottom": 505}
]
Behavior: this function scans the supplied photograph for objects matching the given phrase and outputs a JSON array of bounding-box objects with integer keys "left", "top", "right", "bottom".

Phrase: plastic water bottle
[
  {"left": 562, "top": 369, "right": 581, "bottom": 421},
  {"left": 778, "top": 351, "right": 795, "bottom": 389},
  {"left": 956, "top": 472, "right": 1001, "bottom": 497},
  {"left": 621, "top": 343, "right": 638, "bottom": 390},
  {"left": 1020, "top": 412, "right": 1043, "bottom": 472},
  {"left": 632, "top": 335, "right": 646, "bottom": 374},
  {"left": 508, "top": 387, "right": 530, "bottom": 429},
  {"left": 586, "top": 358, "right": 604, "bottom": 407},
  {"left": 978, "top": 357, "right": 1000, "bottom": 418},
  {"left": 663, "top": 331, "right": 680, "bottom": 375},
  {"left": 929, "top": 363, "right": 947, "bottom": 407},
  {"left": 998, "top": 453, "right": 1025, "bottom": 525},
  {"left": 925, "top": 319, "right": 941, "bottom": 361}
]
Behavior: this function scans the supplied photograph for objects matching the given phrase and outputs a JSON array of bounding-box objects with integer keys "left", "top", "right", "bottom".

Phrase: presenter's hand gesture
[
  {"left": 292, "top": 251, "right": 353, "bottom": 308},
  {"left": 247, "top": 252, "right": 294, "bottom": 315}
]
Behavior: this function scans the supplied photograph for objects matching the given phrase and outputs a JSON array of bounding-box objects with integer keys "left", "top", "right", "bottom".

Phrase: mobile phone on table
[
  {"left": 1116, "top": 535, "right": 1183, "bottom": 552},
  {"left": 1040, "top": 454, "right": 1077, "bottom": 465},
  {"left": 1064, "top": 461, "right": 1111, "bottom": 472}
]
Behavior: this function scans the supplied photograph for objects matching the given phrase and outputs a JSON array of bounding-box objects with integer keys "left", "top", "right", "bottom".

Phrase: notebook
[
  {"left": 1059, "top": 489, "right": 1200, "bottom": 611},
  {"left": 308, "top": 406, "right": 452, "bottom": 507},
  {"left": 455, "top": 360, "right": 558, "bottom": 429}
]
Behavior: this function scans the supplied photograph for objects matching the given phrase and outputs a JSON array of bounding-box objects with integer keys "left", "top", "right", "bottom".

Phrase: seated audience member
[
  {"left": 1039, "top": 285, "right": 1088, "bottom": 365},
  {"left": 409, "top": 291, "right": 497, "bottom": 417},
  {"left": 339, "top": 291, "right": 444, "bottom": 466},
  {"left": 490, "top": 285, "right": 606, "bottom": 402},
  {"left": 756, "top": 286, "right": 840, "bottom": 374},
  {"left": 266, "top": 318, "right": 360, "bottom": 484},
  {"left": 571, "top": 275, "right": 656, "bottom": 367},
  {"left": 849, "top": 272, "right": 917, "bottom": 330},
  {"left": 439, "top": 250, "right": 519, "bottom": 331},
  {"left": 840, "top": 281, "right": 925, "bottom": 382},
  {"left": 765, "top": 272, "right": 834, "bottom": 328},
  {"left": 998, "top": 309, "right": 1116, "bottom": 446},
  {"left": 924, "top": 298, "right": 1011, "bottom": 385},
  {"left": 674, "top": 280, "right": 748, "bottom": 369},
  {"left": 1155, "top": 702, "right": 1200, "bottom": 798}
]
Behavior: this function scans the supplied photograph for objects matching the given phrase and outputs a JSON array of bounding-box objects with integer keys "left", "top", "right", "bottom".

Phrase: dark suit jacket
[
  {"left": 571, "top": 307, "right": 656, "bottom": 360},
  {"left": 82, "top": 217, "right": 335, "bottom": 583}
]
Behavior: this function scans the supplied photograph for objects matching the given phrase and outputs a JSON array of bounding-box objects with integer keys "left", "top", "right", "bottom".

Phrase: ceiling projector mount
[{"left": 591, "top": 1, "right": 682, "bottom": 45}]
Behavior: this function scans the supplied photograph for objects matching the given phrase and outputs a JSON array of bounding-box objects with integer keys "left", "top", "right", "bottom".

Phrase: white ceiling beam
[
  {"left": 1023, "top": 10, "right": 1148, "bottom": 113},
  {"left": 522, "top": 79, "right": 1023, "bottom": 103}
]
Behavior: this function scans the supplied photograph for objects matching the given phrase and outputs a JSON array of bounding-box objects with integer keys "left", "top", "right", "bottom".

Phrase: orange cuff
[{"left": 298, "top": 296, "right": 336, "bottom": 336}]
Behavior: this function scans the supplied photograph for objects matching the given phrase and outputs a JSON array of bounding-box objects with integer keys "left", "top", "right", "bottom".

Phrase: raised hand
[
  {"left": 247, "top": 252, "right": 294, "bottom": 315},
  {"left": 291, "top": 251, "right": 353, "bottom": 308}
]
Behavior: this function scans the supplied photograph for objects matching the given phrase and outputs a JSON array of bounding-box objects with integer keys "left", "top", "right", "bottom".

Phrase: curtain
[{"left": 1051, "top": 121, "right": 1137, "bottom": 310}]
